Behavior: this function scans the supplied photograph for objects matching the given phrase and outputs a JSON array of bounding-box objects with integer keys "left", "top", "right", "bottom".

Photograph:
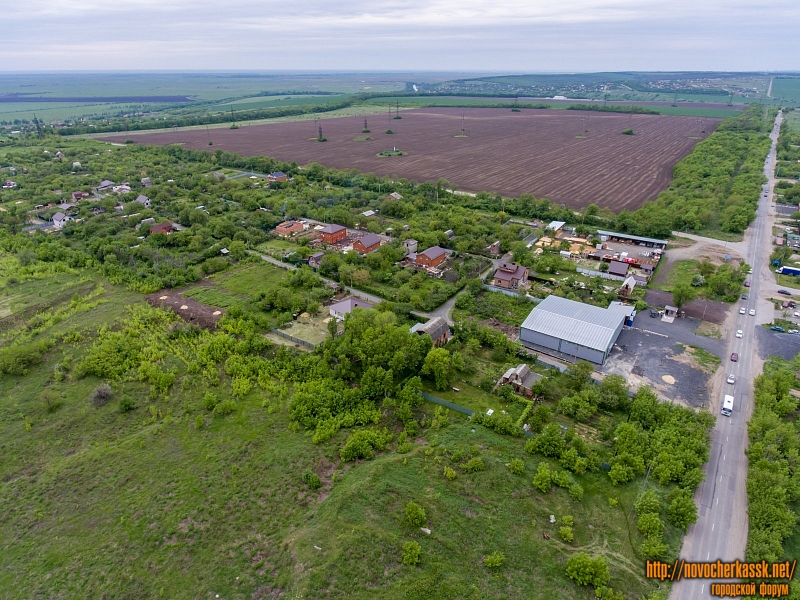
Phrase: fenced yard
[{"left": 276, "top": 313, "right": 332, "bottom": 348}]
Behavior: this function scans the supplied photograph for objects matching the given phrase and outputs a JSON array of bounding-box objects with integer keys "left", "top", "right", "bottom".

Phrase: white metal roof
[
  {"left": 596, "top": 229, "right": 667, "bottom": 246},
  {"left": 520, "top": 295, "right": 626, "bottom": 353},
  {"left": 547, "top": 221, "right": 566, "bottom": 231}
]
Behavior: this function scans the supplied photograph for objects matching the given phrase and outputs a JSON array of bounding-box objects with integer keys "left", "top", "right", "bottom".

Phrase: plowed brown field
[{"left": 102, "top": 108, "right": 719, "bottom": 210}]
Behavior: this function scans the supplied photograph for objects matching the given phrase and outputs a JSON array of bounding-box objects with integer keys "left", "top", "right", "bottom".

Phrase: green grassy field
[
  {"left": 772, "top": 77, "right": 800, "bottom": 103},
  {"left": 214, "top": 95, "right": 353, "bottom": 111}
]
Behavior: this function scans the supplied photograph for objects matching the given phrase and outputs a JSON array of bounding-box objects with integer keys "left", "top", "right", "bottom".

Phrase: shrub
[
  {"left": 463, "top": 457, "right": 485, "bottom": 473},
  {"left": 565, "top": 552, "right": 610, "bottom": 588},
  {"left": 0, "top": 338, "right": 54, "bottom": 375},
  {"left": 405, "top": 501, "right": 426, "bottom": 527},
  {"left": 569, "top": 483, "right": 584, "bottom": 500},
  {"left": 397, "top": 441, "right": 413, "bottom": 454},
  {"left": 303, "top": 471, "right": 322, "bottom": 490},
  {"left": 667, "top": 490, "right": 698, "bottom": 530},
  {"left": 640, "top": 536, "right": 668, "bottom": 558},
  {"left": 637, "top": 513, "right": 665, "bottom": 539},
  {"left": 561, "top": 515, "right": 574, "bottom": 527},
  {"left": 212, "top": 399, "right": 237, "bottom": 416},
  {"left": 635, "top": 490, "right": 661, "bottom": 516},
  {"left": 203, "top": 392, "right": 218, "bottom": 410},
  {"left": 90, "top": 383, "right": 113, "bottom": 407},
  {"left": 40, "top": 389, "right": 62, "bottom": 413},
  {"left": 533, "top": 463, "right": 552, "bottom": 493},
  {"left": 402, "top": 541, "right": 421, "bottom": 566},
  {"left": 118, "top": 395, "right": 136, "bottom": 412},
  {"left": 551, "top": 470, "right": 572, "bottom": 488},
  {"left": 340, "top": 429, "right": 391, "bottom": 461},
  {"left": 443, "top": 466, "right": 457, "bottom": 481},
  {"left": 483, "top": 551, "right": 505, "bottom": 569},
  {"left": 507, "top": 458, "right": 525, "bottom": 475},
  {"left": 559, "top": 526, "right": 574, "bottom": 542}
]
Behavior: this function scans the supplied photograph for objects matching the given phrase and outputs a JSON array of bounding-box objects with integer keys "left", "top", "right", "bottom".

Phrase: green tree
[
  {"left": 405, "top": 501, "right": 426, "bottom": 527},
  {"left": 671, "top": 284, "right": 697, "bottom": 310},
  {"left": 667, "top": 490, "right": 698, "bottom": 530},
  {"left": 421, "top": 347, "right": 452, "bottom": 390},
  {"left": 565, "top": 553, "right": 610, "bottom": 588}
]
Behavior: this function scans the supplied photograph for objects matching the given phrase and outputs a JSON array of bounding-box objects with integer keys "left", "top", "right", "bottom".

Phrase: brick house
[
  {"left": 320, "top": 224, "right": 347, "bottom": 245},
  {"left": 268, "top": 171, "right": 287, "bottom": 183},
  {"left": 415, "top": 246, "right": 447, "bottom": 268},
  {"left": 275, "top": 220, "right": 305, "bottom": 237},
  {"left": 491, "top": 262, "right": 529, "bottom": 289},
  {"left": 149, "top": 222, "right": 173, "bottom": 235},
  {"left": 308, "top": 252, "right": 325, "bottom": 269},
  {"left": 353, "top": 233, "right": 381, "bottom": 255}
]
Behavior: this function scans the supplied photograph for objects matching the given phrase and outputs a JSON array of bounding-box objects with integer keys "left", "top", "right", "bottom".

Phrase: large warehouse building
[{"left": 519, "top": 296, "right": 633, "bottom": 365}]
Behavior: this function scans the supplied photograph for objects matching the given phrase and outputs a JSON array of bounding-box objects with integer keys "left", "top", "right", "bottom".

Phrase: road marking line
[
  {"left": 716, "top": 497, "right": 719, "bottom": 505},
  {"left": 712, "top": 523, "right": 715, "bottom": 532}
]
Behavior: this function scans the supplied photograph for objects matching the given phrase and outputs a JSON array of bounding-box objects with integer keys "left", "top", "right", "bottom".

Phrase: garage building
[{"left": 519, "top": 295, "right": 631, "bottom": 364}]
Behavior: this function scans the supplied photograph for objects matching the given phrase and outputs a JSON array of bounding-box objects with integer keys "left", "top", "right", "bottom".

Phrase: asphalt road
[{"left": 670, "top": 111, "right": 783, "bottom": 599}]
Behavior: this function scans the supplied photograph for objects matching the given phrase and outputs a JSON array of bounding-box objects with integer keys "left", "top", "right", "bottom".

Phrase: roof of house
[
  {"left": 547, "top": 221, "right": 566, "bottom": 231},
  {"left": 620, "top": 275, "right": 637, "bottom": 289},
  {"left": 96, "top": 180, "right": 114, "bottom": 188},
  {"left": 310, "top": 252, "right": 325, "bottom": 260},
  {"left": 388, "top": 192, "right": 403, "bottom": 200},
  {"left": 418, "top": 316, "right": 449, "bottom": 340},
  {"left": 361, "top": 210, "right": 376, "bottom": 217},
  {"left": 321, "top": 224, "right": 346, "bottom": 235},
  {"left": 269, "top": 171, "right": 286, "bottom": 178},
  {"left": 329, "top": 297, "right": 375, "bottom": 314},
  {"left": 149, "top": 222, "right": 173, "bottom": 234},
  {"left": 52, "top": 212, "right": 66, "bottom": 222},
  {"left": 276, "top": 220, "right": 304, "bottom": 231},
  {"left": 520, "top": 295, "right": 627, "bottom": 353},
  {"left": 493, "top": 262, "right": 527, "bottom": 281},
  {"left": 356, "top": 233, "right": 381, "bottom": 248},
  {"left": 596, "top": 229, "right": 667, "bottom": 246},
  {"left": 419, "top": 246, "right": 446, "bottom": 260},
  {"left": 58, "top": 203, "right": 76, "bottom": 210},
  {"left": 607, "top": 261, "right": 629, "bottom": 276},
  {"left": 607, "top": 301, "right": 636, "bottom": 318},
  {"left": 134, "top": 194, "right": 150, "bottom": 204}
]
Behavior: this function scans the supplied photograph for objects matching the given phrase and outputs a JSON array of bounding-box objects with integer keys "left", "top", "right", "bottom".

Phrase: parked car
[
  {"left": 749, "top": 309, "right": 756, "bottom": 316},
  {"left": 771, "top": 326, "right": 786, "bottom": 332},
  {"left": 731, "top": 353, "right": 739, "bottom": 362},
  {"left": 789, "top": 329, "right": 799, "bottom": 334},
  {"left": 741, "top": 293, "right": 749, "bottom": 300},
  {"left": 794, "top": 312, "right": 800, "bottom": 318},
  {"left": 778, "top": 289, "right": 792, "bottom": 295},
  {"left": 736, "top": 330, "right": 743, "bottom": 338},
  {"left": 744, "top": 281, "right": 750, "bottom": 287},
  {"left": 727, "top": 374, "right": 735, "bottom": 384},
  {"left": 739, "top": 307, "right": 746, "bottom": 314}
]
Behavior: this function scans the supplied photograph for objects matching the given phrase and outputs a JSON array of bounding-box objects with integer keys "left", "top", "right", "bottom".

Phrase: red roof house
[
  {"left": 149, "top": 222, "right": 174, "bottom": 235},
  {"left": 320, "top": 224, "right": 347, "bottom": 245},
  {"left": 491, "top": 262, "right": 529, "bottom": 289},
  {"left": 275, "top": 220, "right": 305, "bottom": 237},
  {"left": 415, "top": 246, "right": 447, "bottom": 268},
  {"left": 353, "top": 233, "right": 381, "bottom": 254}
]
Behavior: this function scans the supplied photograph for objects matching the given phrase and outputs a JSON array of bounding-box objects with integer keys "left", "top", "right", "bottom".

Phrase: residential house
[
  {"left": 361, "top": 210, "right": 376, "bottom": 217},
  {"left": 618, "top": 275, "right": 637, "bottom": 296},
  {"left": 52, "top": 212, "right": 71, "bottom": 229},
  {"left": 308, "top": 252, "right": 325, "bottom": 269},
  {"left": 607, "top": 261, "right": 629, "bottom": 277},
  {"left": 274, "top": 220, "right": 305, "bottom": 237},
  {"left": 72, "top": 162, "right": 81, "bottom": 169},
  {"left": 640, "top": 263, "right": 654, "bottom": 277},
  {"left": 55, "top": 151, "right": 65, "bottom": 159},
  {"left": 112, "top": 183, "right": 132, "bottom": 194},
  {"left": 491, "top": 262, "right": 529, "bottom": 289},
  {"left": 444, "top": 229, "right": 455, "bottom": 239},
  {"left": 320, "top": 224, "right": 347, "bottom": 245},
  {"left": 91, "top": 207, "right": 107, "bottom": 216},
  {"left": 499, "top": 364, "right": 542, "bottom": 398},
  {"left": 487, "top": 240, "right": 501, "bottom": 256},
  {"left": 3, "top": 180, "right": 17, "bottom": 189},
  {"left": 141, "top": 177, "right": 153, "bottom": 187},
  {"left": 133, "top": 195, "right": 151, "bottom": 208},
  {"left": 410, "top": 317, "right": 450, "bottom": 347},
  {"left": 268, "top": 171, "right": 287, "bottom": 183},
  {"left": 387, "top": 192, "right": 403, "bottom": 200},
  {"left": 415, "top": 246, "right": 447, "bottom": 269},
  {"left": 329, "top": 297, "right": 374, "bottom": 321},
  {"left": 95, "top": 180, "right": 115, "bottom": 192},
  {"left": 402, "top": 239, "right": 418, "bottom": 255},
  {"left": 71, "top": 191, "right": 86, "bottom": 202},
  {"left": 353, "top": 233, "right": 381, "bottom": 255},
  {"left": 149, "top": 222, "right": 174, "bottom": 236}
]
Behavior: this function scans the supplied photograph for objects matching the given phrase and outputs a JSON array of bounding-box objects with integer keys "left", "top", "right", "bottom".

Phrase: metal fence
[
  {"left": 270, "top": 327, "right": 316, "bottom": 349},
  {"left": 482, "top": 284, "right": 542, "bottom": 302}
]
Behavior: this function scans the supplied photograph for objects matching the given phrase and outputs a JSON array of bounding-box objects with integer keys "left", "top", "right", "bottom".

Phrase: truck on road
[
  {"left": 776, "top": 266, "right": 800, "bottom": 276},
  {"left": 721, "top": 395, "right": 734, "bottom": 417}
]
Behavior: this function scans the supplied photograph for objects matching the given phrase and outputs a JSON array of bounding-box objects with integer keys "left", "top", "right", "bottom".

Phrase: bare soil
[
  {"left": 146, "top": 290, "right": 223, "bottom": 328},
  {"left": 101, "top": 107, "right": 720, "bottom": 210},
  {"left": 644, "top": 289, "right": 729, "bottom": 325}
]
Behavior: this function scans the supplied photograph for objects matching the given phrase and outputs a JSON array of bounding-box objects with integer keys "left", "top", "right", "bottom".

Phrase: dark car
[
  {"left": 771, "top": 326, "right": 786, "bottom": 332},
  {"left": 731, "top": 353, "right": 738, "bottom": 362},
  {"left": 778, "top": 290, "right": 792, "bottom": 296},
  {"left": 741, "top": 293, "right": 749, "bottom": 300}
]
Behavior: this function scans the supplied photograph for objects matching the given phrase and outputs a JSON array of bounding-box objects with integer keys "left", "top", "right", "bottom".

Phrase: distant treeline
[{"left": 565, "top": 104, "right": 659, "bottom": 115}]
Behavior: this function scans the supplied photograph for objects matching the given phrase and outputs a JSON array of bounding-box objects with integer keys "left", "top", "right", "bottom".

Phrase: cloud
[{"left": 0, "top": 0, "right": 798, "bottom": 70}]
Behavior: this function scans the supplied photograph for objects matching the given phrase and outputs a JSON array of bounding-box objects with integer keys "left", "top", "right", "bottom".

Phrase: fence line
[
  {"left": 482, "top": 284, "right": 543, "bottom": 302},
  {"left": 270, "top": 327, "right": 316, "bottom": 349}
]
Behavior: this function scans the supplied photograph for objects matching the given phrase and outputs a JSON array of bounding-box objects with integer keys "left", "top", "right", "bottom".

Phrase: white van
[{"left": 721, "top": 395, "right": 734, "bottom": 417}]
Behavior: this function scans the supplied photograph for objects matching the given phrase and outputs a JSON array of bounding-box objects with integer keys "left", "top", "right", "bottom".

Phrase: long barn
[{"left": 520, "top": 296, "right": 633, "bottom": 365}]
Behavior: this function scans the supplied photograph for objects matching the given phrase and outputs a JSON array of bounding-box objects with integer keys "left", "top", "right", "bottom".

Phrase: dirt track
[{"left": 101, "top": 107, "right": 719, "bottom": 210}]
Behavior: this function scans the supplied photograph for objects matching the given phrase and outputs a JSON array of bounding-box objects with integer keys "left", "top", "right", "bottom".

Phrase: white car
[
  {"left": 736, "top": 330, "right": 743, "bottom": 338},
  {"left": 727, "top": 374, "right": 735, "bottom": 384},
  {"left": 749, "top": 309, "right": 756, "bottom": 316},
  {"left": 739, "top": 307, "right": 746, "bottom": 314}
]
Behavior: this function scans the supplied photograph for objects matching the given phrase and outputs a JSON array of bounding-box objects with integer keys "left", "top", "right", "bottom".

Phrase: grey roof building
[
  {"left": 329, "top": 297, "right": 375, "bottom": 320},
  {"left": 520, "top": 295, "right": 630, "bottom": 364}
]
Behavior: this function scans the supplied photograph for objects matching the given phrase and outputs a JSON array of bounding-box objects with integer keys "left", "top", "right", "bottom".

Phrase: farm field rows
[{"left": 103, "top": 107, "right": 720, "bottom": 210}]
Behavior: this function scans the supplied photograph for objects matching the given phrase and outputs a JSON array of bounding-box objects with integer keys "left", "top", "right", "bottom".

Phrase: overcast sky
[{"left": 2, "top": 0, "right": 799, "bottom": 71}]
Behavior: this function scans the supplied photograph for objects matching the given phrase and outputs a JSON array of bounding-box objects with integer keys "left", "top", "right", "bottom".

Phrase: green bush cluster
[
  {"left": 340, "top": 429, "right": 392, "bottom": 462},
  {"left": 405, "top": 501, "right": 426, "bottom": 527},
  {"left": 402, "top": 541, "right": 421, "bottom": 566},
  {"left": 302, "top": 471, "right": 322, "bottom": 490}
]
